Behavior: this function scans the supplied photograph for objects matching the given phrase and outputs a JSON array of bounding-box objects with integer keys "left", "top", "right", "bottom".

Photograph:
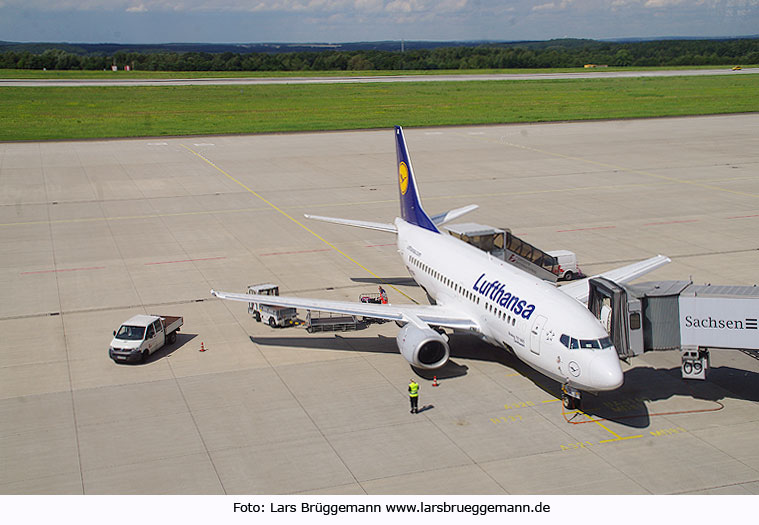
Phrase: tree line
[{"left": 1, "top": 39, "right": 757, "bottom": 71}]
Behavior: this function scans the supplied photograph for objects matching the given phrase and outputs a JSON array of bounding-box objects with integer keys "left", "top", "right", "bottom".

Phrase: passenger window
[
  {"left": 630, "top": 313, "right": 641, "bottom": 330},
  {"left": 154, "top": 320, "right": 162, "bottom": 332},
  {"left": 146, "top": 326, "right": 155, "bottom": 339}
]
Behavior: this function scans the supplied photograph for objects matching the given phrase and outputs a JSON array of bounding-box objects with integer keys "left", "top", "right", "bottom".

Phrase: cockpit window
[{"left": 560, "top": 334, "right": 611, "bottom": 350}]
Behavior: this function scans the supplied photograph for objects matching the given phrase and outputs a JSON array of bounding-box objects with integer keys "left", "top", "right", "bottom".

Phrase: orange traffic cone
[
  {"left": 432, "top": 376, "right": 439, "bottom": 387},
  {"left": 200, "top": 342, "right": 206, "bottom": 352}
]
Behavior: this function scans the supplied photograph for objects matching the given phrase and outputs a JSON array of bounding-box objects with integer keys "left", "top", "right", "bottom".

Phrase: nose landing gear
[{"left": 562, "top": 384, "right": 582, "bottom": 410}]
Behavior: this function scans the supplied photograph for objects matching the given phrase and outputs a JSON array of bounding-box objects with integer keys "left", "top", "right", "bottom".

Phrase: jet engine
[{"left": 396, "top": 323, "right": 450, "bottom": 369}]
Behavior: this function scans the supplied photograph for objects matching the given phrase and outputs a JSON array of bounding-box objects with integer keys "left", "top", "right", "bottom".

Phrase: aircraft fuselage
[{"left": 396, "top": 218, "right": 623, "bottom": 393}]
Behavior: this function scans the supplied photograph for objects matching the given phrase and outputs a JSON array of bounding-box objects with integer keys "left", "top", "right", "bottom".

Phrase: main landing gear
[{"left": 562, "top": 384, "right": 582, "bottom": 410}]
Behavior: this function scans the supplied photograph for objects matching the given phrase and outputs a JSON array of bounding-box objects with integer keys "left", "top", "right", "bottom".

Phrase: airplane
[{"left": 211, "top": 126, "right": 670, "bottom": 409}]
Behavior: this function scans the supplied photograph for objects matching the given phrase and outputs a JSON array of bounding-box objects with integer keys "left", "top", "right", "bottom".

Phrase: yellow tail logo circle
[{"left": 399, "top": 162, "right": 409, "bottom": 195}]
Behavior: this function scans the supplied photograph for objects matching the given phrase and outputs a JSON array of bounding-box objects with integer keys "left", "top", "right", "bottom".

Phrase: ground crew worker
[{"left": 408, "top": 378, "right": 419, "bottom": 414}]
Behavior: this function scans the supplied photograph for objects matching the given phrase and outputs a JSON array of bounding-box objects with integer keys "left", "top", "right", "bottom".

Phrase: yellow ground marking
[
  {"left": 179, "top": 144, "right": 418, "bottom": 302},
  {"left": 576, "top": 409, "right": 643, "bottom": 442}
]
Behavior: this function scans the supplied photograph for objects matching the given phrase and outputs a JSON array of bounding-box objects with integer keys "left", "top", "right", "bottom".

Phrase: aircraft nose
[{"left": 589, "top": 352, "right": 624, "bottom": 390}]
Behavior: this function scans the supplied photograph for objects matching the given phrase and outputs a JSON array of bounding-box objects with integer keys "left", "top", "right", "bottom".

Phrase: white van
[{"left": 546, "top": 250, "right": 581, "bottom": 280}]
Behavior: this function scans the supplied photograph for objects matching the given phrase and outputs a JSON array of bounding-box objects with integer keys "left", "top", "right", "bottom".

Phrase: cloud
[
  {"left": 644, "top": 0, "right": 699, "bottom": 6},
  {"left": 643, "top": 0, "right": 758, "bottom": 7},
  {"left": 1, "top": 0, "right": 757, "bottom": 43},
  {"left": 0, "top": 0, "right": 474, "bottom": 12},
  {"left": 532, "top": 2, "right": 556, "bottom": 10},
  {"left": 531, "top": 0, "right": 573, "bottom": 11}
]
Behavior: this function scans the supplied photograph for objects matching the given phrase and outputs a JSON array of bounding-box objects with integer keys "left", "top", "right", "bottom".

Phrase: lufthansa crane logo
[{"left": 398, "top": 162, "right": 409, "bottom": 195}]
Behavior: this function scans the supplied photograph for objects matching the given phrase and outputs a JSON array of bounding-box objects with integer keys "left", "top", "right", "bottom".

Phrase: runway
[
  {"left": 1, "top": 67, "right": 756, "bottom": 87},
  {"left": 2, "top": 115, "right": 759, "bottom": 494}
]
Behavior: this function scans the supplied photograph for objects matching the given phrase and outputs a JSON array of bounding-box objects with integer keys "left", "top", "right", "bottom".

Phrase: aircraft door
[
  {"left": 530, "top": 315, "right": 547, "bottom": 355},
  {"left": 145, "top": 325, "right": 156, "bottom": 352}
]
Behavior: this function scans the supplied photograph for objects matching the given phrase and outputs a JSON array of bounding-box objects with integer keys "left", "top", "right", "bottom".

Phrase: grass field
[{"left": 1, "top": 74, "right": 757, "bottom": 141}]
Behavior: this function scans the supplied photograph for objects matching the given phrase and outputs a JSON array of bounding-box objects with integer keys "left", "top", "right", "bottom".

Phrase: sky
[{"left": 0, "top": 1, "right": 757, "bottom": 44}]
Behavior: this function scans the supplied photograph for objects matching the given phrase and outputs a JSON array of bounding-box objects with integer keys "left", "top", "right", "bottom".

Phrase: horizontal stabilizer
[
  {"left": 431, "top": 205, "right": 479, "bottom": 226},
  {"left": 304, "top": 214, "right": 396, "bottom": 233},
  {"left": 560, "top": 254, "right": 671, "bottom": 303}
]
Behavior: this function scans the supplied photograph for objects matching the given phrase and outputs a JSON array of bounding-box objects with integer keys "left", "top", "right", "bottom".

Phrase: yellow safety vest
[{"left": 409, "top": 382, "right": 419, "bottom": 397}]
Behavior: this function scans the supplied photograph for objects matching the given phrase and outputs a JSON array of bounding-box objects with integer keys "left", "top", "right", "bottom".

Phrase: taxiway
[{"left": 2, "top": 115, "right": 759, "bottom": 494}]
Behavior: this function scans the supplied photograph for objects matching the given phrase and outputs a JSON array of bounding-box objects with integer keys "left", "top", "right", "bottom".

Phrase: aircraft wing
[
  {"left": 559, "top": 254, "right": 671, "bottom": 303},
  {"left": 211, "top": 290, "right": 479, "bottom": 331}
]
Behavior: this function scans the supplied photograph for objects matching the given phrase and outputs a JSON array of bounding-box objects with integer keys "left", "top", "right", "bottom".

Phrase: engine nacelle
[{"left": 396, "top": 323, "right": 450, "bottom": 369}]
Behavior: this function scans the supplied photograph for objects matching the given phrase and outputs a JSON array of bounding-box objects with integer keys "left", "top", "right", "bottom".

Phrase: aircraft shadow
[
  {"left": 248, "top": 330, "right": 759, "bottom": 429},
  {"left": 250, "top": 332, "right": 473, "bottom": 379},
  {"left": 442, "top": 335, "right": 759, "bottom": 428},
  {"left": 247, "top": 331, "right": 542, "bottom": 383},
  {"left": 350, "top": 276, "right": 419, "bottom": 288},
  {"left": 575, "top": 363, "right": 759, "bottom": 428}
]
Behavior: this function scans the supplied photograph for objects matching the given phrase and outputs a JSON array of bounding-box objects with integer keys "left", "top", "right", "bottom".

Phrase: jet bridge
[
  {"left": 445, "top": 223, "right": 562, "bottom": 282},
  {"left": 588, "top": 277, "right": 759, "bottom": 380}
]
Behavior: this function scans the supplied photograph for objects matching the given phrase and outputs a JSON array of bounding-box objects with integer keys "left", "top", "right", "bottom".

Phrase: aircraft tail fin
[{"left": 395, "top": 126, "right": 440, "bottom": 233}]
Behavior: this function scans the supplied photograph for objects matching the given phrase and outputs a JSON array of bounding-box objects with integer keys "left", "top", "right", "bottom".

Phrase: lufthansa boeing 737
[{"left": 211, "top": 126, "right": 669, "bottom": 408}]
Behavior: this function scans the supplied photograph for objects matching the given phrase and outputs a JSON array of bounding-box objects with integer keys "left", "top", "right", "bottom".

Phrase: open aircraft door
[{"left": 530, "top": 315, "right": 547, "bottom": 355}]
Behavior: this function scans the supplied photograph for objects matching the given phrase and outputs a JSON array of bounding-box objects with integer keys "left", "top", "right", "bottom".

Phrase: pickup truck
[{"left": 109, "top": 314, "right": 183, "bottom": 363}]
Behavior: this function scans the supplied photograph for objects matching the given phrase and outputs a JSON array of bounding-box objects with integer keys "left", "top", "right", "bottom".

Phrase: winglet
[
  {"left": 395, "top": 126, "right": 439, "bottom": 233},
  {"left": 558, "top": 254, "right": 671, "bottom": 304}
]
